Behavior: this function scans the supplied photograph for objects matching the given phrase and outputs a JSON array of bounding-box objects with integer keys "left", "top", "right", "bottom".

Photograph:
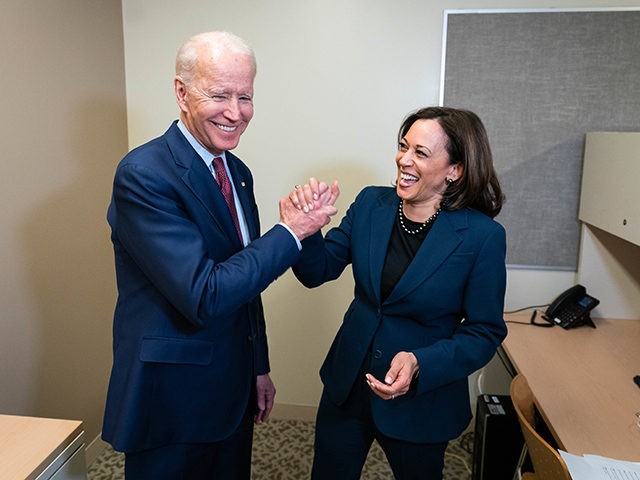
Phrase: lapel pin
[{"left": 241, "top": 181, "right": 246, "bottom": 187}]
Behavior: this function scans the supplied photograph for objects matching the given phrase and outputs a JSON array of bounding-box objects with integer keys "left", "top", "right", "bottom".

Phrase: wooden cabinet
[
  {"left": 580, "top": 132, "right": 640, "bottom": 247},
  {"left": 0, "top": 415, "right": 86, "bottom": 480},
  {"left": 577, "top": 132, "right": 640, "bottom": 319}
]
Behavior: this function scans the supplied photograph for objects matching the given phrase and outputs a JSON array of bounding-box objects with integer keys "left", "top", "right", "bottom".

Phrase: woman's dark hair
[{"left": 397, "top": 106, "right": 505, "bottom": 218}]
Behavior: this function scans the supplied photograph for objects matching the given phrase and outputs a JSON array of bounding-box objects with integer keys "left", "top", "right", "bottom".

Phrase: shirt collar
[{"left": 176, "top": 119, "right": 226, "bottom": 170}]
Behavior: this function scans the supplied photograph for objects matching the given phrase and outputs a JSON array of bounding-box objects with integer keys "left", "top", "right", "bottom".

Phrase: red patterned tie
[{"left": 212, "top": 157, "right": 242, "bottom": 242}]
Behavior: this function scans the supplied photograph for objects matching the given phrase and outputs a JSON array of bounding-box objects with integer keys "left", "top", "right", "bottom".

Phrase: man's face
[{"left": 175, "top": 50, "right": 255, "bottom": 156}]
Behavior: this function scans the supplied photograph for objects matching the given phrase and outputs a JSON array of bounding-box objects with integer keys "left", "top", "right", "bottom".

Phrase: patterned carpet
[{"left": 88, "top": 419, "right": 473, "bottom": 479}]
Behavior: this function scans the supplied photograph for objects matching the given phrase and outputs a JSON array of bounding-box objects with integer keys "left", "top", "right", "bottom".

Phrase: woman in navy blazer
[{"left": 291, "top": 107, "right": 507, "bottom": 479}]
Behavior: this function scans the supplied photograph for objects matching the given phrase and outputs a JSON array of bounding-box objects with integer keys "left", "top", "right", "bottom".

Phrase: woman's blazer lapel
[
  {"left": 383, "top": 210, "right": 466, "bottom": 306},
  {"left": 366, "top": 199, "right": 397, "bottom": 305}
]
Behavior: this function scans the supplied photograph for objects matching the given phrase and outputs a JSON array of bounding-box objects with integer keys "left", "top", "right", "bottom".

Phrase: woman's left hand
[
  {"left": 365, "top": 351, "right": 419, "bottom": 401},
  {"left": 289, "top": 177, "right": 339, "bottom": 213}
]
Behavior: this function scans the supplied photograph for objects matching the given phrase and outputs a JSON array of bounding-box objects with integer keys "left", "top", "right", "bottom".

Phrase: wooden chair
[{"left": 510, "top": 374, "right": 572, "bottom": 480}]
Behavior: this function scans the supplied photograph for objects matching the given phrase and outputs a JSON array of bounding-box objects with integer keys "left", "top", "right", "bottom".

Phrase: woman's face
[{"left": 395, "top": 119, "right": 462, "bottom": 207}]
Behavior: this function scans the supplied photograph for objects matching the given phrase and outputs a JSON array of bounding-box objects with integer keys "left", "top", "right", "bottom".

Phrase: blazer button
[
  {"left": 247, "top": 335, "right": 254, "bottom": 342},
  {"left": 374, "top": 349, "right": 383, "bottom": 359}
]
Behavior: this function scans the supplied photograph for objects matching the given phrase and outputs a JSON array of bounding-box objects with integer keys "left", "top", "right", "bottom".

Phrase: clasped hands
[{"left": 280, "top": 177, "right": 340, "bottom": 240}]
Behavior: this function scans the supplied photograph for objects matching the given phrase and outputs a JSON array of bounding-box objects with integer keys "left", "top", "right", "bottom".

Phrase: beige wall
[
  {"left": 0, "top": 0, "right": 127, "bottom": 452},
  {"left": 2, "top": 0, "right": 637, "bottom": 461},
  {"left": 122, "top": 0, "right": 640, "bottom": 410}
]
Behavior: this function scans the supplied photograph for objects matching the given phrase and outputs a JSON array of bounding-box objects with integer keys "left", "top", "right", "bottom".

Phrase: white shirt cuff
[{"left": 278, "top": 222, "right": 302, "bottom": 251}]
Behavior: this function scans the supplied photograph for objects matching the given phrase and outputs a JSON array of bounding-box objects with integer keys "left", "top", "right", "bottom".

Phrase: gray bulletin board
[{"left": 441, "top": 9, "right": 640, "bottom": 269}]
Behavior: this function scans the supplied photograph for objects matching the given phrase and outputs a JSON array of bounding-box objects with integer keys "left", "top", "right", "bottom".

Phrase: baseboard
[
  {"left": 270, "top": 403, "right": 318, "bottom": 422},
  {"left": 85, "top": 434, "right": 109, "bottom": 467}
]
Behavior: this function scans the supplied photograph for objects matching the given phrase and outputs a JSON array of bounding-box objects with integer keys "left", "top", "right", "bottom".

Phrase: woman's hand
[
  {"left": 279, "top": 178, "right": 340, "bottom": 240},
  {"left": 290, "top": 177, "right": 340, "bottom": 212},
  {"left": 365, "top": 351, "right": 419, "bottom": 400}
]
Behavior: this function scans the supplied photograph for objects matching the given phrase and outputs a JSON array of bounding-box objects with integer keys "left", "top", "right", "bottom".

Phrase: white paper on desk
[
  {"left": 560, "top": 451, "right": 602, "bottom": 479},
  {"left": 585, "top": 454, "right": 640, "bottom": 479},
  {"left": 560, "top": 450, "right": 640, "bottom": 479}
]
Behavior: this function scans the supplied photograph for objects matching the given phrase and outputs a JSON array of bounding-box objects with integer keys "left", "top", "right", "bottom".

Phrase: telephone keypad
[{"left": 555, "top": 306, "right": 586, "bottom": 328}]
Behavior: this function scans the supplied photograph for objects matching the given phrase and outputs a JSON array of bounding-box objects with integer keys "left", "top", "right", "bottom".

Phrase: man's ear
[{"left": 174, "top": 76, "right": 188, "bottom": 112}]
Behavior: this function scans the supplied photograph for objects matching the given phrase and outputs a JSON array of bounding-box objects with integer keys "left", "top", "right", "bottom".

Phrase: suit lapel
[
  {"left": 165, "top": 123, "right": 243, "bottom": 247},
  {"left": 384, "top": 210, "right": 465, "bottom": 305},
  {"left": 227, "top": 153, "right": 258, "bottom": 240},
  {"left": 367, "top": 197, "right": 398, "bottom": 305}
]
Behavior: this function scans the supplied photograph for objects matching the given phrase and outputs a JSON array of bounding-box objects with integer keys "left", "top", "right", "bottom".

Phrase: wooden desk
[
  {"left": 502, "top": 312, "right": 640, "bottom": 462},
  {"left": 0, "top": 414, "right": 85, "bottom": 479}
]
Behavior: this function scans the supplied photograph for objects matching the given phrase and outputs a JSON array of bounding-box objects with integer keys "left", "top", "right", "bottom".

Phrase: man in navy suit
[{"left": 102, "top": 31, "right": 338, "bottom": 479}]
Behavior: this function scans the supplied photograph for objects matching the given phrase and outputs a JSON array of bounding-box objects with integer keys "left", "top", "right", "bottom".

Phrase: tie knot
[
  {"left": 212, "top": 156, "right": 224, "bottom": 172},
  {"left": 212, "top": 157, "right": 227, "bottom": 187}
]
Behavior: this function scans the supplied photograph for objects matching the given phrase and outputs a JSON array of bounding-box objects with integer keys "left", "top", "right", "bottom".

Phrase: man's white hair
[{"left": 175, "top": 31, "right": 256, "bottom": 86}]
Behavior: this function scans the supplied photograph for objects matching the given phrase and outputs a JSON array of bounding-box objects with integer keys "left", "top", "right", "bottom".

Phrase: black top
[{"left": 380, "top": 210, "right": 437, "bottom": 302}]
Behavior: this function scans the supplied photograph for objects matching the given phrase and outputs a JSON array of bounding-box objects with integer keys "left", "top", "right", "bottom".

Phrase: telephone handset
[{"left": 543, "top": 284, "right": 599, "bottom": 329}]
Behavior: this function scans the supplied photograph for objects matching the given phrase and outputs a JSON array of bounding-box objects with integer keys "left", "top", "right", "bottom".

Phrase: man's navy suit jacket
[
  {"left": 293, "top": 186, "right": 507, "bottom": 443},
  {"left": 102, "top": 121, "right": 300, "bottom": 453}
]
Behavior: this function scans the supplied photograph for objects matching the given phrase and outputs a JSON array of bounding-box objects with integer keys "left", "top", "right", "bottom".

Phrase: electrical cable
[
  {"left": 504, "top": 304, "right": 549, "bottom": 314},
  {"left": 504, "top": 305, "right": 555, "bottom": 328}
]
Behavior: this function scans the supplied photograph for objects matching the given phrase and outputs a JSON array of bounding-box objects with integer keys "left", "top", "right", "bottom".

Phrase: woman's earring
[{"left": 445, "top": 178, "right": 454, "bottom": 185}]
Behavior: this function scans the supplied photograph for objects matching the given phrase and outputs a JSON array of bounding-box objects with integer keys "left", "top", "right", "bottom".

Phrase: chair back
[{"left": 510, "top": 374, "right": 572, "bottom": 480}]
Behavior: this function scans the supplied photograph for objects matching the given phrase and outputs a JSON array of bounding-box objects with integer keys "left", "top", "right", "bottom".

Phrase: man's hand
[
  {"left": 255, "top": 373, "right": 276, "bottom": 424},
  {"left": 279, "top": 178, "right": 340, "bottom": 240}
]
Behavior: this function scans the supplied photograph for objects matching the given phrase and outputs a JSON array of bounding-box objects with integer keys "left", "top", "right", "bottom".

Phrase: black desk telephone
[{"left": 543, "top": 284, "right": 599, "bottom": 329}]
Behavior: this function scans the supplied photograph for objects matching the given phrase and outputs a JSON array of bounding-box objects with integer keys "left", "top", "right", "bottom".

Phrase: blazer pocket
[
  {"left": 446, "top": 252, "right": 474, "bottom": 265},
  {"left": 139, "top": 336, "right": 214, "bottom": 365}
]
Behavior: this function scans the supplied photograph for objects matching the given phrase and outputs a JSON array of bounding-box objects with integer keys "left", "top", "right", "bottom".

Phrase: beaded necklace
[{"left": 397, "top": 200, "right": 441, "bottom": 235}]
